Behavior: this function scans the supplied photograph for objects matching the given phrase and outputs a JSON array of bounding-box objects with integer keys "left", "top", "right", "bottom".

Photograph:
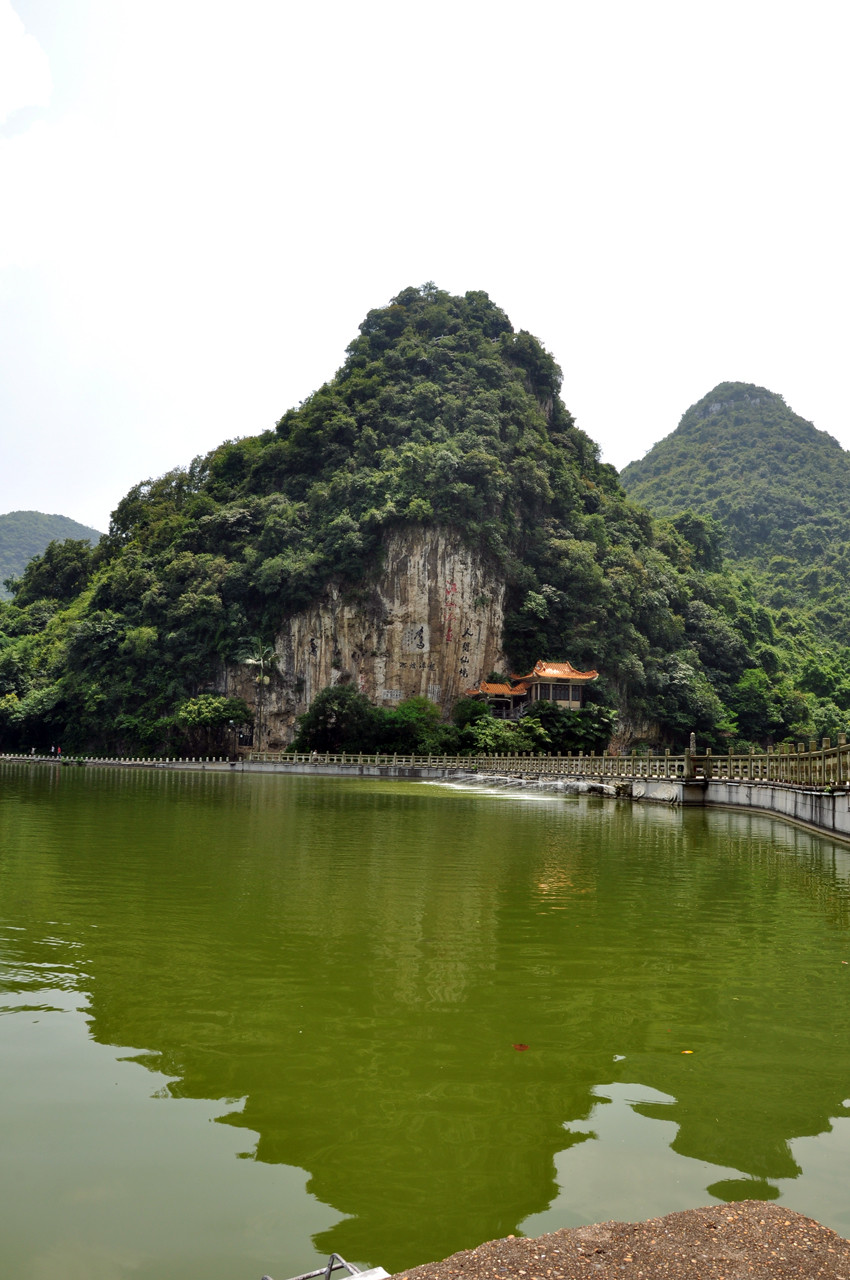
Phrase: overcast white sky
[{"left": 1, "top": 0, "right": 848, "bottom": 532}]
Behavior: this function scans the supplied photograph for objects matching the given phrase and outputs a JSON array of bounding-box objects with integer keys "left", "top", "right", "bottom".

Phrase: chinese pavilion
[{"left": 466, "top": 660, "right": 599, "bottom": 720}]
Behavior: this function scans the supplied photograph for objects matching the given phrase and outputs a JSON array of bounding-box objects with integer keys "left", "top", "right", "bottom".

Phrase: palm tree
[{"left": 238, "top": 638, "right": 278, "bottom": 750}]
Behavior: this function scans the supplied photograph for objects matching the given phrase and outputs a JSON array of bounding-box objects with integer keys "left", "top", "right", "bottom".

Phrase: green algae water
[{"left": 2, "top": 764, "right": 850, "bottom": 1280}]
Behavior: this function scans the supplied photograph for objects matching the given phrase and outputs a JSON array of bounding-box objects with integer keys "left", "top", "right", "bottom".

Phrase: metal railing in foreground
[{"left": 262, "top": 1252, "right": 388, "bottom": 1280}]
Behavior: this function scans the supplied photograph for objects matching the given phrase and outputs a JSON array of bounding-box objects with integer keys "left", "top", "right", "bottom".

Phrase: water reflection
[
  {"left": 2, "top": 764, "right": 850, "bottom": 1275},
  {"left": 0, "top": 991, "right": 342, "bottom": 1280},
  {"left": 522, "top": 1083, "right": 748, "bottom": 1235}
]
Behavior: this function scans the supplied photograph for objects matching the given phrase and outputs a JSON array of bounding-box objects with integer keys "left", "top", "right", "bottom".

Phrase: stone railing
[
  {"left": 0, "top": 753, "right": 236, "bottom": 767},
  {"left": 248, "top": 736, "right": 850, "bottom": 787},
  {"left": 247, "top": 749, "right": 690, "bottom": 776},
  {"left": 5, "top": 736, "right": 850, "bottom": 788},
  {"left": 693, "top": 736, "right": 850, "bottom": 787}
]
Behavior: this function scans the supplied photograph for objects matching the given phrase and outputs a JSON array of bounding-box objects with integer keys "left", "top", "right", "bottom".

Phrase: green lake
[{"left": 2, "top": 763, "right": 850, "bottom": 1280}]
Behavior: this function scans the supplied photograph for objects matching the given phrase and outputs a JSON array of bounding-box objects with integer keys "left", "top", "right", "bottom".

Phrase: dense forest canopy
[
  {"left": 0, "top": 294, "right": 845, "bottom": 754},
  {"left": 620, "top": 383, "right": 850, "bottom": 566},
  {"left": 620, "top": 382, "right": 850, "bottom": 739},
  {"left": 0, "top": 510, "right": 103, "bottom": 601}
]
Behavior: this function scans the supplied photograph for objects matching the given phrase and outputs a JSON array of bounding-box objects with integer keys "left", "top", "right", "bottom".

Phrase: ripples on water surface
[{"left": 1, "top": 763, "right": 850, "bottom": 1279}]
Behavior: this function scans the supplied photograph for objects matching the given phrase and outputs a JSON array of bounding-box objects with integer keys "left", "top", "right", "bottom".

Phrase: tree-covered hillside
[
  {"left": 0, "top": 510, "right": 103, "bottom": 600},
  {"left": 619, "top": 382, "right": 850, "bottom": 737},
  {"left": 620, "top": 383, "right": 850, "bottom": 565},
  {"left": 0, "top": 293, "right": 840, "bottom": 753}
]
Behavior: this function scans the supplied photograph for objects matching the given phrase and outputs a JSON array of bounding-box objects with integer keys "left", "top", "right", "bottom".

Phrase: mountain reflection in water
[{"left": 2, "top": 764, "right": 850, "bottom": 1277}]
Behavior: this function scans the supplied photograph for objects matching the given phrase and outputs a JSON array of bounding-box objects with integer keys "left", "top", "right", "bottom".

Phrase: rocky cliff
[
  {"left": 226, "top": 527, "right": 506, "bottom": 747},
  {"left": 6, "top": 286, "right": 783, "bottom": 757}
]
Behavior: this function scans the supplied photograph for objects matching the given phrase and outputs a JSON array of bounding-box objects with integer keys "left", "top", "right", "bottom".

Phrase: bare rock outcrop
[{"left": 226, "top": 527, "right": 506, "bottom": 747}]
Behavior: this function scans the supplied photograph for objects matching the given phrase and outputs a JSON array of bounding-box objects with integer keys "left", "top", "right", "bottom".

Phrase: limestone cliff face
[{"left": 226, "top": 527, "right": 506, "bottom": 747}]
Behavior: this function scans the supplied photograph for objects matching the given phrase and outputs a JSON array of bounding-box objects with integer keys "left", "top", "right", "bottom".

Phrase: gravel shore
[{"left": 389, "top": 1202, "right": 850, "bottom": 1280}]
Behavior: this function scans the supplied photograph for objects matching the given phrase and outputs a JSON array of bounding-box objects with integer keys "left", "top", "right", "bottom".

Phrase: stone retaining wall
[{"left": 703, "top": 778, "right": 850, "bottom": 841}]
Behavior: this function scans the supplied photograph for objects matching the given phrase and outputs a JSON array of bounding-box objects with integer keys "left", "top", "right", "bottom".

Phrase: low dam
[{"left": 7, "top": 735, "right": 850, "bottom": 844}]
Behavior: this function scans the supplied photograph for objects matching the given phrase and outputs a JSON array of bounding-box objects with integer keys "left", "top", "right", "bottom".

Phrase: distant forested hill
[
  {"left": 620, "top": 383, "right": 850, "bottom": 732},
  {"left": 0, "top": 511, "right": 103, "bottom": 599},
  {"left": 620, "top": 383, "right": 850, "bottom": 564}
]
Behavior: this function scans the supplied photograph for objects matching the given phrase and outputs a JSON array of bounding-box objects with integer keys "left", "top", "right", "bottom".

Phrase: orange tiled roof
[
  {"left": 467, "top": 680, "right": 528, "bottom": 698},
  {"left": 512, "top": 660, "right": 598, "bottom": 682},
  {"left": 470, "top": 662, "right": 597, "bottom": 699}
]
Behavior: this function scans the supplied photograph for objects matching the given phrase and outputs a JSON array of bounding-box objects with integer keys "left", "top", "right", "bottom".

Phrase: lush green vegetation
[
  {"left": 289, "top": 691, "right": 614, "bottom": 757},
  {"left": 0, "top": 510, "right": 103, "bottom": 600},
  {"left": 0, "top": 298, "right": 843, "bottom": 755},
  {"left": 620, "top": 384, "right": 850, "bottom": 566},
  {"left": 290, "top": 685, "right": 612, "bottom": 757},
  {"left": 176, "top": 694, "right": 253, "bottom": 754},
  {"left": 620, "top": 383, "right": 850, "bottom": 742}
]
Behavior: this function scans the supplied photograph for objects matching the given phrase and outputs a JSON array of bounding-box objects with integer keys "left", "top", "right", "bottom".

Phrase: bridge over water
[{"left": 248, "top": 734, "right": 850, "bottom": 790}]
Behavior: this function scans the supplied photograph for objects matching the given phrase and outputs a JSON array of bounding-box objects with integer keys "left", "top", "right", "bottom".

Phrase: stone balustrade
[
  {"left": 4, "top": 736, "right": 850, "bottom": 790},
  {"left": 245, "top": 736, "right": 850, "bottom": 787}
]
